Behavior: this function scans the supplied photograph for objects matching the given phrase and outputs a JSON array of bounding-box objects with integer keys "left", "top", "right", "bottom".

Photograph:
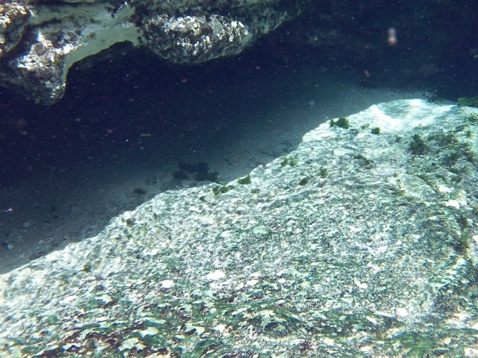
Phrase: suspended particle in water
[{"left": 387, "top": 27, "right": 397, "bottom": 46}]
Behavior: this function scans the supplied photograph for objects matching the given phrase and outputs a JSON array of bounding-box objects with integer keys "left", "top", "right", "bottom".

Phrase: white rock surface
[{"left": 0, "top": 99, "right": 477, "bottom": 356}]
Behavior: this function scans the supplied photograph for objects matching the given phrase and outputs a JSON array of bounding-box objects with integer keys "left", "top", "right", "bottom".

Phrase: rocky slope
[{"left": 1, "top": 99, "right": 477, "bottom": 356}]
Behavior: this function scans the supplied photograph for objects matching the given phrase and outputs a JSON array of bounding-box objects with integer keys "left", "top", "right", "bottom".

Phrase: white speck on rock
[
  {"left": 123, "top": 211, "right": 134, "bottom": 220},
  {"left": 160, "top": 280, "right": 174, "bottom": 289},
  {"left": 214, "top": 323, "right": 227, "bottom": 334},
  {"left": 147, "top": 248, "right": 159, "bottom": 256},
  {"left": 437, "top": 184, "right": 452, "bottom": 194},
  {"left": 139, "top": 326, "right": 159, "bottom": 337},
  {"left": 354, "top": 278, "right": 368, "bottom": 289},
  {"left": 205, "top": 270, "right": 225, "bottom": 281},
  {"left": 220, "top": 230, "right": 232, "bottom": 239},
  {"left": 445, "top": 199, "right": 460, "bottom": 208},
  {"left": 246, "top": 279, "right": 258, "bottom": 286},
  {"left": 120, "top": 337, "right": 140, "bottom": 350},
  {"left": 396, "top": 307, "right": 408, "bottom": 318}
]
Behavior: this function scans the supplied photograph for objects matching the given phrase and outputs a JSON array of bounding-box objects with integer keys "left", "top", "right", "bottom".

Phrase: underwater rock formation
[
  {"left": 0, "top": 0, "right": 305, "bottom": 104},
  {"left": 1, "top": 99, "right": 477, "bottom": 356}
]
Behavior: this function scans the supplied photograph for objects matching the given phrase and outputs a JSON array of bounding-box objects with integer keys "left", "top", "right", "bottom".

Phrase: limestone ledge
[
  {"left": 0, "top": 0, "right": 304, "bottom": 104},
  {"left": 0, "top": 100, "right": 477, "bottom": 356}
]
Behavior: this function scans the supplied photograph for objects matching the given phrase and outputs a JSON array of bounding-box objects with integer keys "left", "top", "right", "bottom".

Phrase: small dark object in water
[
  {"left": 133, "top": 187, "right": 147, "bottom": 195},
  {"left": 1, "top": 241, "right": 12, "bottom": 250}
]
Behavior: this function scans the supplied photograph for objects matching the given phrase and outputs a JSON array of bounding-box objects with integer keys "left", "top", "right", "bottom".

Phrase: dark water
[
  {"left": 0, "top": 46, "right": 475, "bottom": 188},
  {"left": 0, "top": 2, "right": 477, "bottom": 270},
  {"left": 0, "top": 47, "right": 326, "bottom": 187}
]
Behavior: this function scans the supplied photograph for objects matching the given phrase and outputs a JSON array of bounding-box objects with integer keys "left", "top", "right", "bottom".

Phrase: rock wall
[{"left": 0, "top": 0, "right": 306, "bottom": 104}]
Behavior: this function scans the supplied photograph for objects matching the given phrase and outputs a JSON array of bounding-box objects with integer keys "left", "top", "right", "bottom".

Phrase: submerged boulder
[
  {"left": 0, "top": 99, "right": 477, "bottom": 356},
  {"left": 0, "top": 0, "right": 305, "bottom": 104}
]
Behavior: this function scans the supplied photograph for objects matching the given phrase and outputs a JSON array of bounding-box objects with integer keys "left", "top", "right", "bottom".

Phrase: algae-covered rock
[{"left": 458, "top": 97, "right": 478, "bottom": 108}]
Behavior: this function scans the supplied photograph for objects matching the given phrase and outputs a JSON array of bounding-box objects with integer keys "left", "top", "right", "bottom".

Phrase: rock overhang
[{"left": 0, "top": 0, "right": 307, "bottom": 104}]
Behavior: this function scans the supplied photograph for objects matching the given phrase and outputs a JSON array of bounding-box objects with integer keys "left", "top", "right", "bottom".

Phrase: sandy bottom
[{"left": 0, "top": 69, "right": 425, "bottom": 273}]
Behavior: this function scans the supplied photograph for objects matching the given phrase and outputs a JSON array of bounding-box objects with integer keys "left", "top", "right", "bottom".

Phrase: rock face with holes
[
  {"left": 0, "top": 0, "right": 306, "bottom": 104},
  {"left": 0, "top": 99, "right": 477, "bottom": 356}
]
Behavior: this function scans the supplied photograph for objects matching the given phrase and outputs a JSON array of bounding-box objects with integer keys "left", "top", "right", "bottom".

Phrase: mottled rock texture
[
  {"left": 0, "top": 0, "right": 305, "bottom": 104},
  {"left": 1, "top": 100, "right": 477, "bottom": 356}
]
